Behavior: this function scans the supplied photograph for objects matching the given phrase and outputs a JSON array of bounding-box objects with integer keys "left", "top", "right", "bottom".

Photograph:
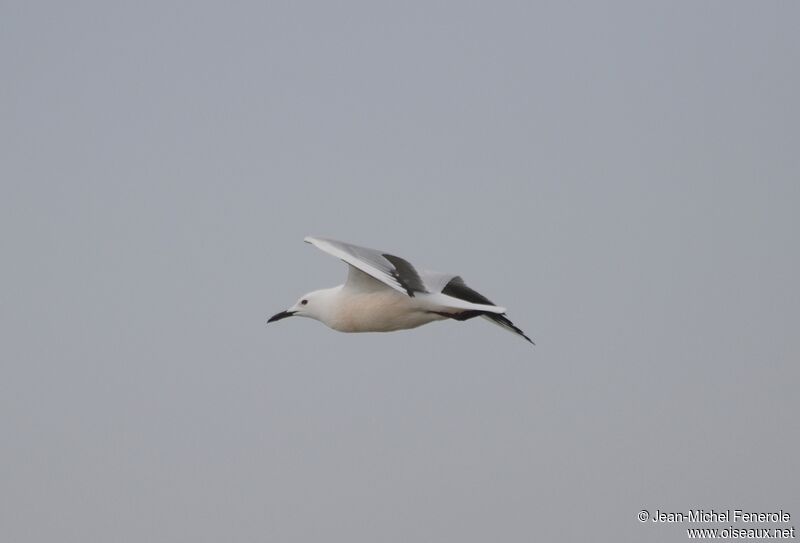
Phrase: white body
[{"left": 302, "top": 285, "right": 448, "bottom": 333}]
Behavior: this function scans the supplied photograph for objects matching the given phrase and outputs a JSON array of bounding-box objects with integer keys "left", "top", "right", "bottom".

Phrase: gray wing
[{"left": 304, "top": 236, "right": 428, "bottom": 296}]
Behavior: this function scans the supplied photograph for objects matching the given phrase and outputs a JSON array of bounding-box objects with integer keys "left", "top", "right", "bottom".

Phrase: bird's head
[{"left": 267, "top": 288, "right": 333, "bottom": 325}]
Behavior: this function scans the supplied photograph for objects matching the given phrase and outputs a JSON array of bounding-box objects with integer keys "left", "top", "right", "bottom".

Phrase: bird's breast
[{"left": 328, "top": 291, "right": 443, "bottom": 333}]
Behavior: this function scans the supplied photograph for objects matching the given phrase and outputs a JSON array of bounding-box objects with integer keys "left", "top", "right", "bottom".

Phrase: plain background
[{"left": 2, "top": 2, "right": 798, "bottom": 542}]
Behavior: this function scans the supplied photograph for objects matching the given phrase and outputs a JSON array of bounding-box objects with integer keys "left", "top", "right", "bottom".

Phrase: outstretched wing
[
  {"left": 439, "top": 275, "right": 533, "bottom": 343},
  {"left": 304, "top": 236, "right": 428, "bottom": 297}
]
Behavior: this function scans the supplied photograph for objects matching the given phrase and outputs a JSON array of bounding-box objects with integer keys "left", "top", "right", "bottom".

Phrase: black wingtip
[
  {"left": 516, "top": 327, "right": 535, "bottom": 345},
  {"left": 491, "top": 313, "right": 535, "bottom": 345},
  {"left": 382, "top": 253, "right": 427, "bottom": 297}
]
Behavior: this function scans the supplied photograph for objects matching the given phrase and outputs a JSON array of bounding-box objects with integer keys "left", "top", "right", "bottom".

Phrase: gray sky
[{"left": 2, "top": 2, "right": 798, "bottom": 542}]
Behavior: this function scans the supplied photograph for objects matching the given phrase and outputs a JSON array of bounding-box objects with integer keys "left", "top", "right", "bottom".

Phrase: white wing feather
[{"left": 305, "top": 236, "right": 409, "bottom": 295}]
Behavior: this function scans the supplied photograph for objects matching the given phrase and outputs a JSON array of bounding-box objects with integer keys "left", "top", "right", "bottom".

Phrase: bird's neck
[{"left": 312, "top": 286, "right": 344, "bottom": 325}]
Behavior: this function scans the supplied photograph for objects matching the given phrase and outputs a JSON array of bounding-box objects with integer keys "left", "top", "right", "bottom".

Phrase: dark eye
[{"left": 300, "top": 299, "right": 308, "bottom": 305}]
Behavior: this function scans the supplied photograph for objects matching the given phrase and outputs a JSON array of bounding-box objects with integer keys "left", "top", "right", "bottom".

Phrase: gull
[{"left": 267, "top": 236, "right": 534, "bottom": 344}]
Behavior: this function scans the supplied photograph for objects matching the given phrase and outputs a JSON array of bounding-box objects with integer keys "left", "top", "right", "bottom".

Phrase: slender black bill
[{"left": 267, "top": 310, "right": 296, "bottom": 323}]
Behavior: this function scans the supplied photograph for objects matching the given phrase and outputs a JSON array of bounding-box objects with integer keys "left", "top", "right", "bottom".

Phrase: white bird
[{"left": 267, "top": 236, "right": 534, "bottom": 344}]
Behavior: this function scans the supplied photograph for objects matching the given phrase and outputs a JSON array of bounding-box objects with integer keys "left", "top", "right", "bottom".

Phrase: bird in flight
[{"left": 268, "top": 237, "right": 534, "bottom": 344}]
